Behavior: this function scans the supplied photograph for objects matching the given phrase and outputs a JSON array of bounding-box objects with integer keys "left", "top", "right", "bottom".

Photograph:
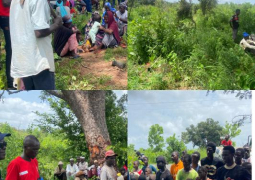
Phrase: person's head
[
  {"left": 0, "top": 133, "right": 11, "bottom": 160},
  {"left": 182, "top": 154, "right": 192, "bottom": 172},
  {"left": 192, "top": 151, "right": 200, "bottom": 165},
  {"left": 62, "top": 15, "right": 72, "bottom": 28},
  {"left": 70, "top": 158, "right": 74, "bottom": 165},
  {"left": 242, "top": 162, "right": 252, "bottom": 175},
  {"left": 236, "top": 9, "right": 240, "bottom": 15},
  {"left": 171, "top": 151, "right": 179, "bottom": 164},
  {"left": 222, "top": 146, "right": 235, "bottom": 165},
  {"left": 156, "top": 156, "right": 166, "bottom": 171},
  {"left": 206, "top": 142, "right": 216, "bottom": 158},
  {"left": 77, "top": 156, "right": 81, "bottom": 163},
  {"left": 143, "top": 156, "right": 148, "bottom": 166},
  {"left": 119, "top": 3, "right": 125, "bottom": 13},
  {"left": 133, "top": 160, "right": 139, "bottom": 169},
  {"left": 197, "top": 166, "right": 208, "bottom": 180},
  {"left": 145, "top": 167, "right": 152, "bottom": 176},
  {"left": 94, "top": 160, "right": 98, "bottom": 167},
  {"left": 105, "top": 150, "right": 117, "bottom": 166},
  {"left": 81, "top": 157, "right": 85, "bottom": 163},
  {"left": 58, "top": 161, "right": 63, "bottom": 169},
  {"left": 120, "top": 167, "right": 126, "bottom": 175},
  {"left": 235, "top": 148, "right": 244, "bottom": 165},
  {"left": 181, "top": 150, "right": 187, "bottom": 161},
  {"left": 104, "top": 2, "right": 111, "bottom": 11},
  {"left": 93, "top": 14, "right": 101, "bottom": 23},
  {"left": 23, "top": 135, "right": 40, "bottom": 159},
  {"left": 243, "top": 145, "right": 250, "bottom": 159},
  {"left": 225, "top": 135, "right": 230, "bottom": 141}
]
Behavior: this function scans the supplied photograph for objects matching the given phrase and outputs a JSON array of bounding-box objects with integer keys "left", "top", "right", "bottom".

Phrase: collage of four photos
[{"left": 0, "top": 0, "right": 254, "bottom": 179}]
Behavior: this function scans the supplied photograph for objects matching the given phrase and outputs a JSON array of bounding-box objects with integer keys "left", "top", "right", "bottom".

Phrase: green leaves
[{"left": 148, "top": 124, "right": 165, "bottom": 152}]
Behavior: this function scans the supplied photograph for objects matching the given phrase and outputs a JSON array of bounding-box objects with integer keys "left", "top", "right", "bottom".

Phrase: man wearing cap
[
  {"left": 66, "top": 158, "right": 79, "bottom": 180},
  {"left": 6, "top": 135, "right": 40, "bottom": 180},
  {"left": 240, "top": 32, "right": 255, "bottom": 55},
  {"left": 101, "top": 150, "right": 118, "bottom": 180},
  {"left": 155, "top": 156, "right": 173, "bottom": 180},
  {"left": 54, "top": 161, "right": 66, "bottom": 180},
  {"left": 0, "top": 132, "right": 11, "bottom": 180},
  {"left": 78, "top": 157, "right": 88, "bottom": 178}
]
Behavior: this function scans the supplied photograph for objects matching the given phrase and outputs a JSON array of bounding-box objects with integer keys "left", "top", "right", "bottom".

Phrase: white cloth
[
  {"left": 10, "top": 0, "right": 55, "bottom": 78},
  {"left": 240, "top": 38, "right": 255, "bottom": 50},
  {"left": 66, "top": 164, "right": 79, "bottom": 180},
  {"left": 116, "top": 10, "right": 127, "bottom": 26},
  {"left": 79, "top": 162, "right": 88, "bottom": 175},
  {"left": 88, "top": 21, "right": 101, "bottom": 43},
  {"left": 56, "top": 6, "right": 71, "bottom": 17}
]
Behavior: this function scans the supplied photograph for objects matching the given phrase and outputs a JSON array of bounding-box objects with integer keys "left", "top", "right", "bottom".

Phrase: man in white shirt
[
  {"left": 240, "top": 32, "right": 255, "bottom": 55},
  {"left": 9, "top": 0, "right": 62, "bottom": 90},
  {"left": 79, "top": 157, "right": 88, "bottom": 178},
  {"left": 100, "top": 150, "right": 118, "bottom": 180},
  {"left": 66, "top": 158, "right": 79, "bottom": 180}
]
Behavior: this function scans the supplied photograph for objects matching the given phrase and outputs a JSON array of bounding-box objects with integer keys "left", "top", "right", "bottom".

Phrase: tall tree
[
  {"left": 181, "top": 118, "right": 222, "bottom": 148},
  {"left": 148, "top": 124, "right": 164, "bottom": 152}
]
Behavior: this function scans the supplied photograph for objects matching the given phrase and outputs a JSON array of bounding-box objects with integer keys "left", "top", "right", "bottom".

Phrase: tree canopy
[{"left": 148, "top": 124, "right": 165, "bottom": 152}]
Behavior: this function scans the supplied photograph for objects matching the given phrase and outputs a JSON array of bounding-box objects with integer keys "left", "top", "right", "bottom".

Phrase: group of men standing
[{"left": 131, "top": 137, "right": 252, "bottom": 180}]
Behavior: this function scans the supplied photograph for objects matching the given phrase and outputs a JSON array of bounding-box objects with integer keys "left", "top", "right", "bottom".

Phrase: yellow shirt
[{"left": 170, "top": 160, "right": 184, "bottom": 180}]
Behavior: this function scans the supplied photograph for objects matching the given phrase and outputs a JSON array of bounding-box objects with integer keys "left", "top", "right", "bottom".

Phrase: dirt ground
[{"left": 75, "top": 48, "right": 127, "bottom": 89}]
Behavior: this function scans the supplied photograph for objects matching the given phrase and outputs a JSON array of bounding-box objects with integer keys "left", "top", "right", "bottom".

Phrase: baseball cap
[
  {"left": 105, "top": 150, "right": 118, "bottom": 157},
  {"left": 0, "top": 133, "right": 11, "bottom": 141}
]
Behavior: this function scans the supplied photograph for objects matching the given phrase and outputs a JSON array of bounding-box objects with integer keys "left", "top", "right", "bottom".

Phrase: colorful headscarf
[
  {"left": 56, "top": 0, "right": 68, "bottom": 17},
  {"left": 102, "top": 2, "right": 116, "bottom": 25}
]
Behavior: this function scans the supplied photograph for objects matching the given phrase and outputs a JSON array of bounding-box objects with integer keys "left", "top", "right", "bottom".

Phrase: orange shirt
[{"left": 170, "top": 160, "right": 184, "bottom": 180}]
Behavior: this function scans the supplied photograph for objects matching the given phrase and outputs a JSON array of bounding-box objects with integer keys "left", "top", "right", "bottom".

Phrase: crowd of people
[
  {"left": 0, "top": 0, "right": 127, "bottom": 90},
  {"left": 130, "top": 136, "right": 252, "bottom": 180},
  {"left": 0, "top": 132, "right": 128, "bottom": 180}
]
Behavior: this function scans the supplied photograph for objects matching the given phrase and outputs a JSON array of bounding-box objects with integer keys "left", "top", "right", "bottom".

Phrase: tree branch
[
  {"left": 6, "top": 90, "right": 23, "bottom": 95},
  {"left": 0, "top": 90, "right": 5, "bottom": 99},
  {"left": 45, "top": 90, "right": 66, "bottom": 100}
]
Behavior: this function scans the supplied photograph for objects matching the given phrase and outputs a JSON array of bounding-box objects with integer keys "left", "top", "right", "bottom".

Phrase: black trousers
[{"left": 0, "top": 16, "right": 13, "bottom": 88}]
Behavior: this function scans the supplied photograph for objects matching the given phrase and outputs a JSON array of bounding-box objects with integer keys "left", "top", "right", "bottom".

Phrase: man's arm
[
  {"left": 2, "top": 0, "right": 11, "bottom": 7},
  {"left": 34, "top": 16, "right": 62, "bottom": 38}
]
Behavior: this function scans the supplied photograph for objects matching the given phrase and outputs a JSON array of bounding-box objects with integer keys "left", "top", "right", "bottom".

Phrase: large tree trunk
[{"left": 47, "top": 90, "right": 111, "bottom": 164}]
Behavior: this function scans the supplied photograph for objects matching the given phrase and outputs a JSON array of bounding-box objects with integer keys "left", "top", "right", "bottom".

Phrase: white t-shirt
[{"left": 10, "top": 0, "right": 55, "bottom": 78}]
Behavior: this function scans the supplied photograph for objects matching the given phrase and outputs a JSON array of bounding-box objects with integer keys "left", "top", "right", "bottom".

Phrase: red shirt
[
  {"left": 0, "top": 0, "right": 10, "bottom": 16},
  {"left": 6, "top": 156, "right": 40, "bottom": 180},
  {"left": 221, "top": 140, "right": 232, "bottom": 146}
]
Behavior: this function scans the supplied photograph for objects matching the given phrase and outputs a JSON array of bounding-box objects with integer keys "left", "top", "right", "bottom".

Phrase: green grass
[{"left": 104, "top": 47, "right": 128, "bottom": 61}]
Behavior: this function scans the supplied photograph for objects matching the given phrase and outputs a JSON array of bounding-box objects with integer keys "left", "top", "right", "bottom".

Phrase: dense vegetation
[
  {"left": 128, "top": 0, "right": 255, "bottom": 89},
  {"left": 0, "top": 91, "right": 127, "bottom": 180}
]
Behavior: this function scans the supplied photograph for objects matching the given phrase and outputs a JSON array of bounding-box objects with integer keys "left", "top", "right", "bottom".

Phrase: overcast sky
[
  {"left": 128, "top": 91, "right": 252, "bottom": 149},
  {"left": 0, "top": 90, "right": 126, "bottom": 130},
  {"left": 166, "top": 0, "right": 255, "bottom": 4}
]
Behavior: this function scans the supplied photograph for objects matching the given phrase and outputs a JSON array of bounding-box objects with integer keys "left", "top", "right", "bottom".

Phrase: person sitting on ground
[
  {"left": 176, "top": 154, "right": 198, "bottom": 180},
  {"left": 196, "top": 166, "right": 211, "bottom": 180},
  {"left": 145, "top": 167, "right": 156, "bottom": 180},
  {"left": 84, "top": 11, "right": 100, "bottom": 42},
  {"left": 66, "top": 158, "right": 79, "bottom": 180},
  {"left": 102, "top": 2, "right": 116, "bottom": 26},
  {"left": 132, "top": 160, "right": 142, "bottom": 175},
  {"left": 88, "top": 14, "right": 101, "bottom": 45},
  {"left": 235, "top": 148, "right": 244, "bottom": 165},
  {"left": 243, "top": 145, "right": 251, "bottom": 163},
  {"left": 240, "top": 32, "right": 255, "bottom": 55},
  {"left": 156, "top": 156, "right": 173, "bottom": 180},
  {"left": 101, "top": 150, "right": 118, "bottom": 180},
  {"left": 192, "top": 151, "right": 201, "bottom": 172},
  {"left": 216, "top": 146, "right": 251, "bottom": 180},
  {"left": 221, "top": 135, "right": 232, "bottom": 146},
  {"left": 141, "top": 156, "right": 157, "bottom": 174},
  {"left": 54, "top": 15, "right": 80, "bottom": 58},
  {"left": 242, "top": 162, "right": 251, "bottom": 176},
  {"left": 54, "top": 161, "right": 67, "bottom": 180},
  {"left": 76, "top": 156, "right": 81, "bottom": 166},
  {"left": 115, "top": 2, "right": 127, "bottom": 36},
  {"left": 201, "top": 142, "right": 224, "bottom": 180},
  {"left": 56, "top": 0, "right": 71, "bottom": 17},
  {"left": 79, "top": 157, "right": 88, "bottom": 178},
  {"left": 90, "top": 11, "right": 121, "bottom": 52},
  {"left": 170, "top": 151, "right": 184, "bottom": 180}
]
